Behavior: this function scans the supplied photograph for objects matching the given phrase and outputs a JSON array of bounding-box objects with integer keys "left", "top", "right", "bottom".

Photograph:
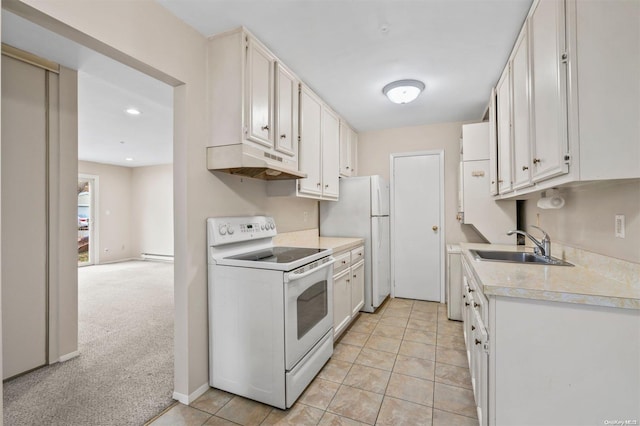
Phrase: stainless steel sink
[{"left": 469, "top": 249, "right": 573, "bottom": 266}]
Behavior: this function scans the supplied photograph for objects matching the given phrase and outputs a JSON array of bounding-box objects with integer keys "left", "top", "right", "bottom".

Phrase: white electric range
[{"left": 207, "top": 216, "right": 335, "bottom": 409}]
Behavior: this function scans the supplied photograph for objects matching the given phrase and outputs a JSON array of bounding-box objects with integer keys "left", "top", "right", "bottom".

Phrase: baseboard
[
  {"left": 58, "top": 350, "right": 80, "bottom": 362},
  {"left": 172, "top": 382, "right": 209, "bottom": 405}
]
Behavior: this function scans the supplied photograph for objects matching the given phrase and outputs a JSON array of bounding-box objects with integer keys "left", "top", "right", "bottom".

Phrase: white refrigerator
[{"left": 320, "top": 176, "right": 390, "bottom": 313}]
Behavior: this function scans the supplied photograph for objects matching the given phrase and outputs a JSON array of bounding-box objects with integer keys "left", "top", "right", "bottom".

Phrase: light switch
[{"left": 615, "top": 214, "right": 625, "bottom": 238}]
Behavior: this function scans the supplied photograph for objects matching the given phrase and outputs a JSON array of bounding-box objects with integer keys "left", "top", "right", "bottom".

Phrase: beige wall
[
  {"left": 523, "top": 180, "right": 640, "bottom": 263},
  {"left": 79, "top": 161, "right": 133, "bottom": 263},
  {"left": 8, "top": 0, "right": 319, "bottom": 401},
  {"left": 358, "top": 122, "right": 485, "bottom": 245},
  {"left": 131, "top": 164, "right": 174, "bottom": 257}
]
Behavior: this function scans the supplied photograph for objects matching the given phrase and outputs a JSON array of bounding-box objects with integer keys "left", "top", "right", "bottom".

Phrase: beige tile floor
[{"left": 148, "top": 298, "right": 479, "bottom": 426}]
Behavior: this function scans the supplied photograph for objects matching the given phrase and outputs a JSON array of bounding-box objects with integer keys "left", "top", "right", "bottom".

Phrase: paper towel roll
[{"left": 537, "top": 195, "right": 565, "bottom": 209}]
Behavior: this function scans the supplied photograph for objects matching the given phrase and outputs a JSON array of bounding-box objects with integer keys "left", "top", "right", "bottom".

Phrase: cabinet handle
[
  {"left": 522, "top": 166, "right": 529, "bottom": 171},
  {"left": 317, "top": 182, "right": 321, "bottom": 187},
  {"left": 463, "top": 294, "right": 466, "bottom": 299},
  {"left": 475, "top": 339, "right": 482, "bottom": 345},
  {"left": 465, "top": 302, "right": 470, "bottom": 307},
  {"left": 280, "top": 134, "right": 286, "bottom": 139},
  {"left": 353, "top": 274, "right": 357, "bottom": 278},
  {"left": 471, "top": 325, "right": 476, "bottom": 331},
  {"left": 346, "top": 279, "right": 350, "bottom": 283},
  {"left": 498, "top": 179, "right": 504, "bottom": 183},
  {"left": 432, "top": 225, "right": 438, "bottom": 231},
  {"left": 468, "top": 288, "right": 474, "bottom": 293},
  {"left": 533, "top": 158, "right": 541, "bottom": 164},
  {"left": 325, "top": 184, "right": 329, "bottom": 188},
  {"left": 474, "top": 302, "right": 479, "bottom": 308},
  {"left": 261, "top": 125, "right": 269, "bottom": 131},
  {"left": 342, "top": 260, "right": 347, "bottom": 264},
  {"left": 346, "top": 166, "right": 350, "bottom": 169},
  {"left": 491, "top": 180, "right": 495, "bottom": 184}
]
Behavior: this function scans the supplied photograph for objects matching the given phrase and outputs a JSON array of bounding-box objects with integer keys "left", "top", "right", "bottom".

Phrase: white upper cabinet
[
  {"left": 496, "top": 65, "right": 513, "bottom": 194},
  {"left": 207, "top": 28, "right": 301, "bottom": 178},
  {"left": 298, "top": 85, "right": 323, "bottom": 197},
  {"left": 568, "top": 0, "right": 639, "bottom": 180},
  {"left": 322, "top": 106, "right": 340, "bottom": 199},
  {"left": 488, "top": 88, "right": 498, "bottom": 196},
  {"left": 511, "top": 24, "right": 533, "bottom": 190},
  {"left": 275, "top": 63, "right": 298, "bottom": 157},
  {"left": 529, "top": 0, "right": 569, "bottom": 182},
  {"left": 491, "top": 0, "right": 639, "bottom": 198},
  {"left": 339, "top": 121, "right": 358, "bottom": 177},
  {"left": 246, "top": 38, "right": 275, "bottom": 148}
]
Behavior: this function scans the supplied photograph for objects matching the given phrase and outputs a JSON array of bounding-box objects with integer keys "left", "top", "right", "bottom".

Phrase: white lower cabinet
[
  {"left": 462, "top": 253, "right": 640, "bottom": 425},
  {"left": 333, "top": 268, "right": 351, "bottom": 339},
  {"left": 332, "top": 245, "right": 365, "bottom": 339},
  {"left": 350, "top": 260, "right": 365, "bottom": 317}
]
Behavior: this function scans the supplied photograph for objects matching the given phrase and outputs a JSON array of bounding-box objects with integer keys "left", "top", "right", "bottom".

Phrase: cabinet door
[
  {"left": 274, "top": 63, "right": 298, "bottom": 159},
  {"left": 298, "top": 86, "right": 322, "bottom": 196},
  {"left": 496, "top": 66, "right": 513, "bottom": 193},
  {"left": 530, "top": 0, "right": 569, "bottom": 182},
  {"left": 488, "top": 88, "right": 498, "bottom": 195},
  {"left": 339, "top": 121, "right": 351, "bottom": 177},
  {"left": 471, "top": 309, "right": 489, "bottom": 426},
  {"left": 333, "top": 269, "right": 351, "bottom": 339},
  {"left": 246, "top": 38, "right": 274, "bottom": 148},
  {"left": 350, "top": 260, "right": 365, "bottom": 317},
  {"left": 511, "top": 26, "right": 532, "bottom": 190},
  {"left": 321, "top": 105, "right": 340, "bottom": 199},
  {"left": 349, "top": 128, "right": 357, "bottom": 176}
]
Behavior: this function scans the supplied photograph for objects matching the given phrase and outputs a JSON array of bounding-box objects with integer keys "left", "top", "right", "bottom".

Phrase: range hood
[{"left": 207, "top": 144, "right": 306, "bottom": 181}]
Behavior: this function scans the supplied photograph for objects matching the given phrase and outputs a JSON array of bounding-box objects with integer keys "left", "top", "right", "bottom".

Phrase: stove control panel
[{"left": 207, "top": 216, "right": 276, "bottom": 246}]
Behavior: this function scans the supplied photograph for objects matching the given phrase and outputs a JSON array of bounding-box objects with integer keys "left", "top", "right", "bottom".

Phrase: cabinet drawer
[
  {"left": 350, "top": 246, "right": 364, "bottom": 264},
  {"left": 333, "top": 251, "right": 351, "bottom": 274}
]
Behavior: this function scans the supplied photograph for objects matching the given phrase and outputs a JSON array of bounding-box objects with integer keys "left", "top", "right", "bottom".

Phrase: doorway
[
  {"left": 77, "top": 175, "right": 97, "bottom": 266},
  {"left": 390, "top": 151, "right": 445, "bottom": 302}
]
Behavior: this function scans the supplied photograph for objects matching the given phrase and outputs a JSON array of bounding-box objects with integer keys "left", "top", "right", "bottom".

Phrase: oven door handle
[{"left": 287, "top": 258, "right": 335, "bottom": 282}]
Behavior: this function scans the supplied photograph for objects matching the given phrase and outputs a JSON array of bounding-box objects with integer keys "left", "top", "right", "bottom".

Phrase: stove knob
[
  {"left": 218, "top": 224, "right": 227, "bottom": 235},
  {"left": 270, "top": 222, "right": 275, "bottom": 230},
  {"left": 261, "top": 224, "right": 265, "bottom": 230},
  {"left": 227, "top": 224, "right": 235, "bottom": 235}
]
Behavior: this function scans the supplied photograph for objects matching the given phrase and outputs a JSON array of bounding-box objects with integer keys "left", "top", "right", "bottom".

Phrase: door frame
[
  {"left": 389, "top": 150, "right": 446, "bottom": 302},
  {"left": 78, "top": 174, "right": 99, "bottom": 266}
]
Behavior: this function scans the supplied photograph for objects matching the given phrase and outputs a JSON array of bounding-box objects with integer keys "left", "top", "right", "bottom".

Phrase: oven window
[{"left": 297, "top": 280, "right": 328, "bottom": 339}]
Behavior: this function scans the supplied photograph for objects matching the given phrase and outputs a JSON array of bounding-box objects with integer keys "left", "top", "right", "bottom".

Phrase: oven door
[{"left": 284, "top": 257, "right": 334, "bottom": 371}]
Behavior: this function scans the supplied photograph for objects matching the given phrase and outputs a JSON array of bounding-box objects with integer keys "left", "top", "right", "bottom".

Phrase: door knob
[{"left": 432, "top": 225, "right": 438, "bottom": 231}]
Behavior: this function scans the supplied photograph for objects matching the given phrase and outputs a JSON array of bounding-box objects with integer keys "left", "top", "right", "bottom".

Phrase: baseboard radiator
[{"left": 140, "top": 253, "right": 174, "bottom": 263}]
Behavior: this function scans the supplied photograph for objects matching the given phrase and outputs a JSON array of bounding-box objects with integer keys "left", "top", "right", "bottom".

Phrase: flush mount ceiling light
[
  {"left": 382, "top": 79, "right": 425, "bottom": 104},
  {"left": 125, "top": 107, "right": 141, "bottom": 116},
  {"left": 125, "top": 157, "right": 134, "bottom": 162}
]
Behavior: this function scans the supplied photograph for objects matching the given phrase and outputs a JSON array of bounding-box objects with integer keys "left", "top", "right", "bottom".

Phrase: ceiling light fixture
[
  {"left": 125, "top": 107, "right": 141, "bottom": 115},
  {"left": 382, "top": 79, "right": 425, "bottom": 104},
  {"left": 125, "top": 157, "right": 134, "bottom": 162}
]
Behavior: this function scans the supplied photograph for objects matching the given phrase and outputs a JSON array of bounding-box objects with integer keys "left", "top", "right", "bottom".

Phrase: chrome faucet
[{"left": 507, "top": 225, "right": 551, "bottom": 258}]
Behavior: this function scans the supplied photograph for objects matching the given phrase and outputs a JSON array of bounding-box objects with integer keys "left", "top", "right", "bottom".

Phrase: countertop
[
  {"left": 460, "top": 243, "right": 640, "bottom": 310},
  {"left": 274, "top": 229, "right": 364, "bottom": 254}
]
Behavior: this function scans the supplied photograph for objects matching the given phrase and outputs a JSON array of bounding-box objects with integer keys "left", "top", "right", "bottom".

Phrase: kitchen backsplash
[{"left": 524, "top": 179, "right": 640, "bottom": 264}]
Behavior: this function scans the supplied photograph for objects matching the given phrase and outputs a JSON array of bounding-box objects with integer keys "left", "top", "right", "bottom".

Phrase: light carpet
[{"left": 3, "top": 260, "right": 174, "bottom": 426}]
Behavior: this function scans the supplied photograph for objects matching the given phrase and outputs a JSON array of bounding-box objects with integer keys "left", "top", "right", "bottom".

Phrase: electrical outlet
[{"left": 615, "top": 214, "right": 625, "bottom": 238}]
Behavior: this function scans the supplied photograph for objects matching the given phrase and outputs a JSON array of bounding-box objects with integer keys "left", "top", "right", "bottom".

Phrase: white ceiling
[
  {"left": 2, "top": 0, "right": 533, "bottom": 166},
  {"left": 157, "top": 0, "right": 533, "bottom": 131}
]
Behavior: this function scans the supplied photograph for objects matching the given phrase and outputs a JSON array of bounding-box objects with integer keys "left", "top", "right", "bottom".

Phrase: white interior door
[
  {"left": 1, "top": 55, "right": 48, "bottom": 379},
  {"left": 391, "top": 152, "right": 444, "bottom": 301}
]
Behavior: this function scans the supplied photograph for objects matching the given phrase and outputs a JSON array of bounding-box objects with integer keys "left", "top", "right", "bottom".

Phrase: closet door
[{"left": 2, "top": 55, "right": 48, "bottom": 379}]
